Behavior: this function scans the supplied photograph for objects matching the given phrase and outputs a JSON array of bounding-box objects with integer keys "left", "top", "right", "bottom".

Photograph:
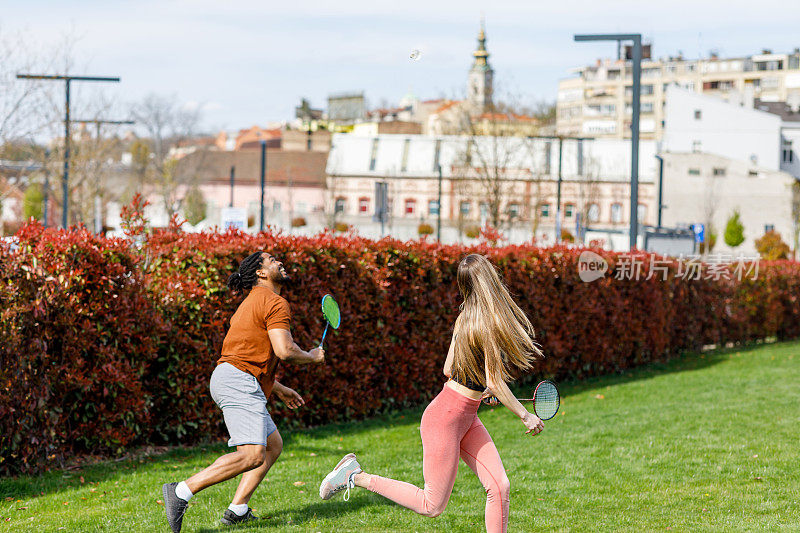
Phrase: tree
[
  {"left": 698, "top": 225, "right": 717, "bottom": 254},
  {"left": 182, "top": 183, "right": 206, "bottom": 226},
  {"left": 130, "top": 94, "right": 203, "bottom": 218},
  {"left": 22, "top": 183, "right": 43, "bottom": 220},
  {"left": 755, "top": 230, "right": 790, "bottom": 260},
  {"left": 129, "top": 138, "right": 151, "bottom": 193},
  {"left": 448, "top": 99, "right": 542, "bottom": 230},
  {"left": 724, "top": 209, "right": 745, "bottom": 248}
]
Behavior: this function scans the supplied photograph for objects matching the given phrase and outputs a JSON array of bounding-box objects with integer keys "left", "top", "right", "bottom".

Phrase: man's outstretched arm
[{"left": 268, "top": 328, "right": 324, "bottom": 364}]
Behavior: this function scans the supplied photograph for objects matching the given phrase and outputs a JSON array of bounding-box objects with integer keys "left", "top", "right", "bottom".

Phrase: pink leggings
[{"left": 366, "top": 384, "right": 510, "bottom": 533}]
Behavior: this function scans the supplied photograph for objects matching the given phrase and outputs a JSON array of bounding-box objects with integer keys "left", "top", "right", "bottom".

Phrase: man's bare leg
[
  {"left": 231, "top": 430, "right": 284, "bottom": 505},
  {"left": 184, "top": 444, "right": 267, "bottom": 494}
]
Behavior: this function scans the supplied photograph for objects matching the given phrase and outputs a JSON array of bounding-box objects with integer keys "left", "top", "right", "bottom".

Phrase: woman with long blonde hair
[{"left": 318, "top": 254, "right": 544, "bottom": 533}]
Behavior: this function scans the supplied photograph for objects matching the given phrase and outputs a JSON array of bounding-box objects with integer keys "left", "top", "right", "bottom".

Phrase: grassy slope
[{"left": 2, "top": 340, "right": 799, "bottom": 532}]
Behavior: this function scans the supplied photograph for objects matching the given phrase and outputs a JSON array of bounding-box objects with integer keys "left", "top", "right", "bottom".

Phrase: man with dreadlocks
[{"left": 161, "top": 251, "right": 324, "bottom": 532}]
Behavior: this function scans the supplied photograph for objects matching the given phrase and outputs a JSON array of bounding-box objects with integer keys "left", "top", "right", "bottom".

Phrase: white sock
[
  {"left": 228, "top": 503, "right": 249, "bottom": 516},
  {"left": 175, "top": 481, "right": 194, "bottom": 502}
]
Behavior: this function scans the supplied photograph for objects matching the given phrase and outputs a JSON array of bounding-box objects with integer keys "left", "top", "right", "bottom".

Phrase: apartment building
[{"left": 557, "top": 47, "right": 800, "bottom": 140}]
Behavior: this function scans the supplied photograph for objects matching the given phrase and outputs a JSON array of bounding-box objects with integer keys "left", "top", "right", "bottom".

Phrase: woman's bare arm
[
  {"left": 485, "top": 359, "right": 544, "bottom": 435},
  {"left": 443, "top": 335, "right": 456, "bottom": 378}
]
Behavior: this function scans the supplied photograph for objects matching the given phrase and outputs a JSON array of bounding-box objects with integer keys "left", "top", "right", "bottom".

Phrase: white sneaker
[{"left": 319, "top": 453, "right": 362, "bottom": 501}]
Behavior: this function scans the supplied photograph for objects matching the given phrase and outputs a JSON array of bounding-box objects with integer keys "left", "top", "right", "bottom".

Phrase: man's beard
[{"left": 274, "top": 266, "right": 292, "bottom": 285}]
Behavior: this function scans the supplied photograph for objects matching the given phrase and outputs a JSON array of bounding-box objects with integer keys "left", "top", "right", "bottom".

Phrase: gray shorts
[{"left": 210, "top": 362, "right": 277, "bottom": 447}]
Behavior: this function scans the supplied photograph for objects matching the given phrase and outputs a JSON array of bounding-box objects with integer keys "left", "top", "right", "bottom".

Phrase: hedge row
[{"left": 1, "top": 222, "right": 799, "bottom": 475}]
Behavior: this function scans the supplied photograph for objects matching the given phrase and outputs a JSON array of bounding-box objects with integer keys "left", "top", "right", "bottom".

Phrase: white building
[
  {"left": 326, "top": 133, "right": 658, "bottom": 245},
  {"left": 663, "top": 85, "right": 782, "bottom": 170},
  {"left": 660, "top": 152, "right": 796, "bottom": 254},
  {"left": 661, "top": 86, "right": 799, "bottom": 252}
]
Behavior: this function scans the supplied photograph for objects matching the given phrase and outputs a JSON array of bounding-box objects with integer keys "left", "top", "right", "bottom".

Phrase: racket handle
[{"left": 319, "top": 323, "right": 330, "bottom": 348}]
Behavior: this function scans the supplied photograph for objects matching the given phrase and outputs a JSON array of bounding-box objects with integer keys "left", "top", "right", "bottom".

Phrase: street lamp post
[
  {"left": 436, "top": 163, "right": 443, "bottom": 242},
  {"left": 16, "top": 74, "right": 121, "bottom": 228},
  {"left": 259, "top": 140, "right": 266, "bottom": 232},
  {"left": 574, "top": 34, "right": 642, "bottom": 250}
]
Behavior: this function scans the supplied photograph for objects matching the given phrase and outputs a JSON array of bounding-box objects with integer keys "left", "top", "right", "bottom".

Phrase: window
[
  {"left": 404, "top": 198, "right": 416, "bottom": 215},
  {"left": 272, "top": 200, "right": 282, "bottom": 212},
  {"left": 688, "top": 168, "right": 701, "bottom": 176},
  {"left": 692, "top": 140, "right": 702, "bottom": 153},
  {"left": 433, "top": 139, "right": 442, "bottom": 172},
  {"left": 712, "top": 167, "right": 726, "bottom": 176},
  {"left": 611, "top": 203, "right": 623, "bottom": 223},
  {"left": 641, "top": 102, "right": 654, "bottom": 113},
  {"left": 564, "top": 203, "right": 575, "bottom": 218},
  {"left": 540, "top": 203, "right": 550, "bottom": 218},
  {"left": 783, "top": 140, "right": 794, "bottom": 163},
  {"left": 626, "top": 85, "right": 654, "bottom": 96},
  {"left": 762, "top": 77, "right": 780, "bottom": 89},
  {"left": 790, "top": 55, "right": 800, "bottom": 70},
  {"left": 694, "top": 109, "right": 702, "bottom": 120},
  {"left": 334, "top": 197, "right": 346, "bottom": 214},
  {"left": 479, "top": 202, "right": 489, "bottom": 218},
  {"left": 428, "top": 199, "right": 440, "bottom": 216},
  {"left": 507, "top": 203, "right": 520, "bottom": 218},
  {"left": 460, "top": 201, "right": 471, "bottom": 216},
  {"left": 588, "top": 203, "right": 600, "bottom": 222},
  {"left": 358, "top": 197, "right": 369, "bottom": 213},
  {"left": 765, "top": 224, "right": 775, "bottom": 233},
  {"left": 685, "top": 63, "right": 696, "bottom": 72},
  {"left": 369, "top": 138, "right": 379, "bottom": 171},
  {"left": 637, "top": 204, "right": 646, "bottom": 222},
  {"left": 544, "top": 141, "right": 552, "bottom": 175},
  {"left": 400, "top": 139, "right": 410, "bottom": 172}
]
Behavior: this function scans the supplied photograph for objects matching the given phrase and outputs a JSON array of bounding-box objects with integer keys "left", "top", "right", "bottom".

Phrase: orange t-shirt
[{"left": 218, "top": 286, "right": 291, "bottom": 398}]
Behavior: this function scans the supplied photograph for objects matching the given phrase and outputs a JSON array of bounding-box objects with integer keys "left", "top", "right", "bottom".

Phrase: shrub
[
  {"left": 724, "top": 210, "right": 745, "bottom": 248},
  {"left": 23, "top": 184, "right": 43, "bottom": 221},
  {"left": 479, "top": 223, "right": 506, "bottom": 246},
  {"left": 334, "top": 222, "right": 349, "bottom": 232},
  {"left": 418, "top": 223, "right": 434, "bottom": 235},
  {"left": 292, "top": 217, "right": 307, "bottom": 228},
  {"left": 464, "top": 224, "right": 481, "bottom": 238},
  {"left": 2, "top": 223, "right": 800, "bottom": 475},
  {"left": 755, "top": 230, "right": 790, "bottom": 260},
  {"left": 560, "top": 229, "right": 575, "bottom": 243},
  {"left": 183, "top": 184, "right": 207, "bottom": 225}
]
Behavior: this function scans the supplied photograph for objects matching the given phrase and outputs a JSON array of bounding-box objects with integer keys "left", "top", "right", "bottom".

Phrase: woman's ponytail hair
[{"left": 227, "top": 251, "right": 265, "bottom": 292}]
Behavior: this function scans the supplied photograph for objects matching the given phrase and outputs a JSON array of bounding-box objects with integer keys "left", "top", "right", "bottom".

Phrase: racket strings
[{"left": 534, "top": 384, "right": 560, "bottom": 420}]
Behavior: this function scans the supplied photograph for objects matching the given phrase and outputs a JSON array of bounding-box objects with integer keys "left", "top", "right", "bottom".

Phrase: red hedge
[{"left": 1, "top": 222, "right": 799, "bottom": 475}]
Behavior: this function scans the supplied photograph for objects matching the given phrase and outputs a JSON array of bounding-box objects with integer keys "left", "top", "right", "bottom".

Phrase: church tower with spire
[{"left": 467, "top": 20, "right": 494, "bottom": 113}]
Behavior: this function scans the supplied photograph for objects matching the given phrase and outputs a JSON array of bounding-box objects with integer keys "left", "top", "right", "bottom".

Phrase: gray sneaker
[
  {"left": 319, "top": 453, "right": 362, "bottom": 501},
  {"left": 220, "top": 507, "right": 258, "bottom": 525},
  {"left": 161, "top": 482, "right": 189, "bottom": 533}
]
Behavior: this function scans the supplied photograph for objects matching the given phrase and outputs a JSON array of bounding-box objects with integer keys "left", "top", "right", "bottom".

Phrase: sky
[{"left": 4, "top": 0, "right": 800, "bottom": 134}]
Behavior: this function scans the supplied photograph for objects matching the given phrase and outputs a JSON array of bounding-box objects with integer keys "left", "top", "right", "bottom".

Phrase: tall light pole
[
  {"left": 259, "top": 140, "right": 266, "bottom": 232},
  {"left": 436, "top": 163, "right": 443, "bottom": 242},
  {"left": 73, "top": 118, "right": 134, "bottom": 233},
  {"left": 16, "top": 74, "right": 121, "bottom": 228},
  {"left": 574, "top": 34, "right": 642, "bottom": 250}
]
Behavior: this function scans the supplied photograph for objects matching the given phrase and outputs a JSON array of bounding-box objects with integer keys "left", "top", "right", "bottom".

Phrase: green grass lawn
[{"left": 2, "top": 340, "right": 799, "bottom": 532}]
